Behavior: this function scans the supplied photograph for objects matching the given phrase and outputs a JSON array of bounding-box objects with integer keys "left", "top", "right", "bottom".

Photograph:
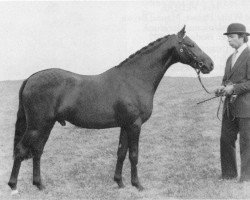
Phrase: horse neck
[{"left": 118, "top": 41, "right": 177, "bottom": 94}]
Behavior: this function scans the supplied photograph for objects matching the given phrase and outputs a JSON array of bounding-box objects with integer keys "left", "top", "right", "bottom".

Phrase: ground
[{"left": 0, "top": 77, "right": 249, "bottom": 199}]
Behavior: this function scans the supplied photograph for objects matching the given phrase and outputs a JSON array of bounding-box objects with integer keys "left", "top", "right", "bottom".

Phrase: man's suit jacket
[{"left": 222, "top": 46, "right": 250, "bottom": 118}]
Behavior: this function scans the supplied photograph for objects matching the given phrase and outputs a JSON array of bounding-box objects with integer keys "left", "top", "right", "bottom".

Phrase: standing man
[{"left": 215, "top": 23, "right": 250, "bottom": 182}]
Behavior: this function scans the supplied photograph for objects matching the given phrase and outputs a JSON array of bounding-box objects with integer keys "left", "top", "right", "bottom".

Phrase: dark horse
[{"left": 8, "top": 26, "right": 213, "bottom": 193}]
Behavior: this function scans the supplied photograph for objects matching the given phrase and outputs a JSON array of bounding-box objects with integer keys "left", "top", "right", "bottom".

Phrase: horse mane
[{"left": 115, "top": 34, "right": 170, "bottom": 68}]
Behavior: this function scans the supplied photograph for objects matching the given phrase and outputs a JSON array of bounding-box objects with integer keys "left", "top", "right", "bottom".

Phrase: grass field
[{"left": 0, "top": 76, "right": 249, "bottom": 199}]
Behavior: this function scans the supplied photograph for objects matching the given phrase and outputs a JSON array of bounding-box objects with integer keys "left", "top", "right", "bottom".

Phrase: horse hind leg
[
  {"left": 8, "top": 101, "right": 28, "bottom": 192},
  {"left": 8, "top": 132, "right": 32, "bottom": 191},
  {"left": 8, "top": 158, "right": 22, "bottom": 192},
  {"left": 14, "top": 129, "right": 44, "bottom": 190},
  {"left": 11, "top": 121, "right": 55, "bottom": 190},
  {"left": 114, "top": 127, "right": 128, "bottom": 188},
  {"left": 8, "top": 132, "right": 34, "bottom": 192},
  {"left": 31, "top": 123, "right": 55, "bottom": 190}
]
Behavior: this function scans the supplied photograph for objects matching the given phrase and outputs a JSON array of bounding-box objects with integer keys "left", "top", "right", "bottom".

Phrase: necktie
[{"left": 231, "top": 50, "right": 238, "bottom": 68}]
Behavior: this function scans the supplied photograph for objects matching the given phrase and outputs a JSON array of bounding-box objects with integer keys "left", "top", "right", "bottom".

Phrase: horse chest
[{"left": 140, "top": 100, "right": 153, "bottom": 123}]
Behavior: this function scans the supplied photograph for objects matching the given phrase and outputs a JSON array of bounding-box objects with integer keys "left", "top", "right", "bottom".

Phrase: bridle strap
[{"left": 179, "top": 39, "right": 208, "bottom": 84}]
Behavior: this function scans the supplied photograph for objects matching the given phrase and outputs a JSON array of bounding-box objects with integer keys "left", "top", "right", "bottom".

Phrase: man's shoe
[
  {"left": 218, "top": 175, "right": 237, "bottom": 181},
  {"left": 238, "top": 177, "right": 250, "bottom": 183}
]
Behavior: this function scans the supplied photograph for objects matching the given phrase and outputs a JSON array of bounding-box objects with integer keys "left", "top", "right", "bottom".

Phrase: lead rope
[
  {"left": 195, "top": 69, "right": 212, "bottom": 94},
  {"left": 195, "top": 69, "right": 222, "bottom": 121},
  {"left": 216, "top": 97, "right": 223, "bottom": 121}
]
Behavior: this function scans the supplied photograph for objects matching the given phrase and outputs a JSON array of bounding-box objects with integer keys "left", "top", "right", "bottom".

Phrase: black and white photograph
[{"left": 1, "top": 0, "right": 250, "bottom": 199}]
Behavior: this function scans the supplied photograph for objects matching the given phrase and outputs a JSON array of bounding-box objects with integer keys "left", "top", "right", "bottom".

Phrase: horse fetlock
[
  {"left": 33, "top": 180, "right": 45, "bottom": 190},
  {"left": 8, "top": 181, "right": 17, "bottom": 190},
  {"left": 114, "top": 175, "right": 125, "bottom": 188},
  {"left": 114, "top": 174, "right": 121, "bottom": 182}
]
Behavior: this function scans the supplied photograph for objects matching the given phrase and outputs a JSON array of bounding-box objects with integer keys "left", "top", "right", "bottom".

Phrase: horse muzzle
[{"left": 199, "top": 61, "right": 214, "bottom": 74}]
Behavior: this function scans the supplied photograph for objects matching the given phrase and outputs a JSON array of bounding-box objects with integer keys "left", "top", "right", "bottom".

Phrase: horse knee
[
  {"left": 129, "top": 152, "right": 138, "bottom": 165},
  {"left": 117, "top": 153, "right": 126, "bottom": 163},
  {"left": 117, "top": 146, "right": 127, "bottom": 161}
]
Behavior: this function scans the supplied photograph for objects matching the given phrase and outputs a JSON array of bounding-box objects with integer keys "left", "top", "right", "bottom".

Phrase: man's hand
[
  {"left": 222, "top": 85, "right": 234, "bottom": 96},
  {"left": 214, "top": 86, "right": 225, "bottom": 97}
]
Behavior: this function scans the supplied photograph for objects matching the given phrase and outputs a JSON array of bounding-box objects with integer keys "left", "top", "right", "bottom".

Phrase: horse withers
[{"left": 8, "top": 26, "right": 213, "bottom": 193}]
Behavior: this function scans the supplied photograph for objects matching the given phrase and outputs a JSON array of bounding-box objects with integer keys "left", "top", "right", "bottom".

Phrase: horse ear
[{"left": 177, "top": 25, "right": 186, "bottom": 38}]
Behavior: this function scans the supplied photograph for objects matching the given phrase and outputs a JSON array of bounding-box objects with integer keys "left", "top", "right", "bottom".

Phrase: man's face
[{"left": 227, "top": 34, "right": 243, "bottom": 49}]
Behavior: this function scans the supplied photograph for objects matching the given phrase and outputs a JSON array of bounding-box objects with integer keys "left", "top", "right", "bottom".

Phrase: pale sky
[{"left": 0, "top": 0, "right": 250, "bottom": 81}]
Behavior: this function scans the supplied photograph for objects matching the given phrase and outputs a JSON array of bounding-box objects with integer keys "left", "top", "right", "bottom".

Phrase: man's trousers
[{"left": 221, "top": 111, "right": 250, "bottom": 181}]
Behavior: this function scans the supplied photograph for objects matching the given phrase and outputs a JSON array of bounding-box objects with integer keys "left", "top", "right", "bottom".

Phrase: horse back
[{"left": 22, "top": 68, "right": 153, "bottom": 129}]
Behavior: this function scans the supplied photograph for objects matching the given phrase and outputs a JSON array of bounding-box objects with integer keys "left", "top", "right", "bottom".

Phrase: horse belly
[{"left": 64, "top": 100, "right": 117, "bottom": 129}]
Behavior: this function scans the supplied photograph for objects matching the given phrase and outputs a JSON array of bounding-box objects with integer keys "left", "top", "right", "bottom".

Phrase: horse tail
[{"left": 13, "top": 79, "right": 28, "bottom": 158}]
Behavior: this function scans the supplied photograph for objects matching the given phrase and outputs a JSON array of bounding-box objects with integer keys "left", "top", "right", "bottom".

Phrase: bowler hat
[{"left": 224, "top": 23, "right": 250, "bottom": 36}]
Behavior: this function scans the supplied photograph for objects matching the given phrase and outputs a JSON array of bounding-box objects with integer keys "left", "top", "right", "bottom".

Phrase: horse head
[{"left": 174, "top": 26, "right": 214, "bottom": 74}]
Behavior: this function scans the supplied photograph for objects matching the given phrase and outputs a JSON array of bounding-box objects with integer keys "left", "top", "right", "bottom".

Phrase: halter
[{"left": 178, "top": 37, "right": 212, "bottom": 94}]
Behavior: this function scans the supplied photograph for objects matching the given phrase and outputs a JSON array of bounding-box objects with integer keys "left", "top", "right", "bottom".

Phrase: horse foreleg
[
  {"left": 114, "top": 127, "right": 128, "bottom": 188},
  {"left": 127, "top": 118, "right": 144, "bottom": 191},
  {"left": 8, "top": 158, "right": 22, "bottom": 191}
]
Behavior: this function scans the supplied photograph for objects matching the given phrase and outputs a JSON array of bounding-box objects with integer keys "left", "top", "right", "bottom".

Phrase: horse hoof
[
  {"left": 137, "top": 185, "right": 144, "bottom": 191},
  {"left": 37, "top": 184, "right": 45, "bottom": 190},
  {"left": 118, "top": 182, "right": 125, "bottom": 189},
  {"left": 132, "top": 182, "right": 144, "bottom": 191},
  {"left": 11, "top": 189, "right": 19, "bottom": 195},
  {"left": 134, "top": 184, "right": 144, "bottom": 191}
]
